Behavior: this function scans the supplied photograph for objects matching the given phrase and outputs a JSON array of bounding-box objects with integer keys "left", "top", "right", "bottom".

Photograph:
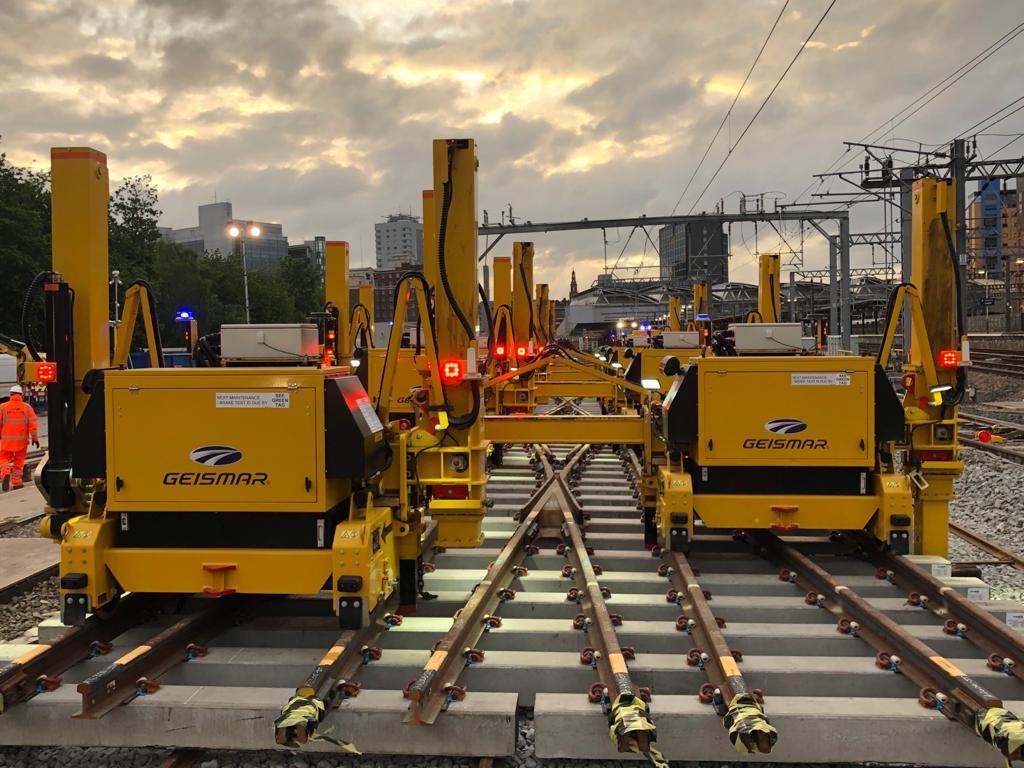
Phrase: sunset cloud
[{"left": 0, "top": 0, "right": 1021, "bottom": 293}]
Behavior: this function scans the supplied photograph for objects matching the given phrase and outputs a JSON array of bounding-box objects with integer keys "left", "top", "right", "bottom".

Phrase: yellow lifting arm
[
  {"left": 376, "top": 274, "right": 446, "bottom": 428},
  {"left": 112, "top": 282, "right": 163, "bottom": 369},
  {"left": 876, "top": 283, "right": 939, "bottom": 389}
]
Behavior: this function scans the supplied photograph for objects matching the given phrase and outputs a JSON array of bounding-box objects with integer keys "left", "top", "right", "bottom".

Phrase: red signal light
[
  {"left": 978, "top": 430, "right": 993, "bottom": 443},
  {"left": 537, "top": 345, "right": 545, "bottom": 353},
  {"left": 495, "top": 345, "right": 506, "bottom": 357},
  {"left": 327, "top": 330, "right": 336, "bottom": 340},
  {"left": 516, "top": 345, "right": 527, "bottom": 357},
  {"left": 441, "top": 359, "right": 464, "bottom": 383},
  {"left": 937, "top": 350, "right": 959, "bottom": 368},
  {"left": 36, "top": 362, "right": 57, "bottom": 383}
]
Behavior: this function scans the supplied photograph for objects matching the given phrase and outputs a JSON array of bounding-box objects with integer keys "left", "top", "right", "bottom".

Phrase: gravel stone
[{"left": 0, "top": 576, "right": 59, "bottom": 641}]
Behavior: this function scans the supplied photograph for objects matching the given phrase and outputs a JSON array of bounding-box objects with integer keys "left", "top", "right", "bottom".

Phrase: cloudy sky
[{"left": 2, "top": 0, "right": 1022, "bottom": 296}]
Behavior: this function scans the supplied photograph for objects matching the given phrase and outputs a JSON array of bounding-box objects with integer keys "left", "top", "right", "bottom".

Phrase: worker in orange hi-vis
[{"left": 0, "top": 384, "right": 40, "bottom": 491}]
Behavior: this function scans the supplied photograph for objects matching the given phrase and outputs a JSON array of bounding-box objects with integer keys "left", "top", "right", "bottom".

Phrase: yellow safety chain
[
  {"left": 976, "top": 707, "right": 1024, "bottom": 766},
  {"left": 723, "top": 692, "right": 779, "bottom": 754},
  {"left": 273, "top": 695, "right": 361, "bottom": 753},
  {"left": 607, "top": 692, "right": 669, "bottom": 768}
]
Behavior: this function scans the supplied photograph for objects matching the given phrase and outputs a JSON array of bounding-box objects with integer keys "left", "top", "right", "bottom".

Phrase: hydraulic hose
[
  {"left": 437, "top": 145, "right": 475, "bottom": 342},
  {"left": 518, "top": 258, "right": 536, "bottom": 342},
  {"left": 21, "top": 271, "right": 51, "bottom": 362}
]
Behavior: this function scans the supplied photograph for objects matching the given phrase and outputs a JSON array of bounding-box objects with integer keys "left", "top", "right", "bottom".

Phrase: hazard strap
[
  {"left": 273, "top": 695, "right": 360, "bottom": 753},
  {"left": 722, "top": 692, "right": 778, "bottom": 754},
  {"left": 607, "top": 692, "right": 669, "bottom": 768},
  {"left": 976, "top": 707, "right": 1024, "bottom": 766}
]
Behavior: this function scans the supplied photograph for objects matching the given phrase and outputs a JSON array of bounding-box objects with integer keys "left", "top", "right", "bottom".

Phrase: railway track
[
  {"left": 958, "top": 410, "right": 1024, "bottom": 464},
  {"left": 0, "top": 407, "right": 1023, "bottom": 764}
]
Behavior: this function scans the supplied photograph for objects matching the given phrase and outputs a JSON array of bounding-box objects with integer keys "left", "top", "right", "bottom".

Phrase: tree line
[{"left": 0, "top": 143, "right": 323, "bottom": 352}]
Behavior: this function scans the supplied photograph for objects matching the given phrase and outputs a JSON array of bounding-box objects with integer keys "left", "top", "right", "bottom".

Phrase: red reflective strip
[{"left": 50, "top": 148, "right": 107, "bottom": 165}]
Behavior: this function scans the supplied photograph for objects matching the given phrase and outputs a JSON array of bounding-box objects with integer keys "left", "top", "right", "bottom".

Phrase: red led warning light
[
  {"left": 495, "top": 345, "right": 506, "bottom": 357},
  {"left": 36, "top": 362, "right": 57, "bottom": 383},
  {"left": 978, "top": 430, "right": 993, "bottom": 443},
  {"left": 441, "top": 359, "right": 464, "bottom": 383},
  {"left": 937, "top": 350, "right": 959, "bottom": 368},
  {"left": 516, "top": 346, "right": 527, "bottom": 357}
]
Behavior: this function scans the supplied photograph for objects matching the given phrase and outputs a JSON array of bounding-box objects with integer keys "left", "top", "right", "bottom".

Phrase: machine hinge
[
  {"left": 305, "top": 477, "right": 313, "bottom": 492},
  {"left": 707, "top": 439, "right": 713, "bottom": 451},
  {"left": 120, "top": 512, "right": 128, "bottom": 532},
  {"left": 317, "top": 519, "right": 325, "bottom": 548},
  {"left": 115, "top": 476, "right": 124, "bottom": 491}
]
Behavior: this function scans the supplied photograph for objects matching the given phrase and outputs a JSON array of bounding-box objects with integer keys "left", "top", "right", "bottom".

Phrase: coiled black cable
[{"left": 21, "top": 271, "right": 51, "bottom": 362}]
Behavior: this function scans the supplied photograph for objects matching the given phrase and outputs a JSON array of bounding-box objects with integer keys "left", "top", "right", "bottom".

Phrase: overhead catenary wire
[
  {"left": 670, "top": 0, "right": 791, "bottom": 215},
  {"left": 790, "top": 21, "right": 1024, "bottom": 206},
  {"left": 687, "top": 0, "right": 838, "bottom": 215}
]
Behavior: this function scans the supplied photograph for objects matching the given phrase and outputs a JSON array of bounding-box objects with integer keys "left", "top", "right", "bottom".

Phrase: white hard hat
[{"left": 9, "top": 385, "right": 23, "bottom": 395}]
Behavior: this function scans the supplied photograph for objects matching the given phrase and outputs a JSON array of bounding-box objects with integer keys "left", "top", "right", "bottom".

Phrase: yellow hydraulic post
[
  {"left": 667, "top": 296, "right": 682, "bottom": 331},
  {"left": 757, "top": 253, "right": 782, "bottom": 323},
  {"left": 422, "top": 189, "right": 438, "bottom": 296},
  {"left": 535, "top": 283, "right": 550, "bottom": 344},
  {"left": 512, "top": 241, "right": 535, "bottom": 351},
  {"left": 692, "top": 281, "right": 711, "bottom": 345},
  {"left": 493, "top": 256, "right": 511, "bottom": 308},
  {"left": 906, "top": 177, "right": 965, "bottom": 557},
  {"left": 325, "top": 241, "right": 350, "bottom": 361},
  {"left": 51, "top": 147, "right": 110, "bottom": 420},
  {"left": 548, "top": 299, "right": 556, "bottom": 342},
  {"left": 417, "top": 138, "right": 487, "bottom": 548}
]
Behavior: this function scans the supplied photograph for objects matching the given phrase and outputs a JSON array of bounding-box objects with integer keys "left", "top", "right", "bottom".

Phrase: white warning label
[
  {"left": 967, "top": 586, "right": 990, "bottom": 601},
  {"left": 791, "top": 373, "right": 851, "bottom": 386},
  {"left": 215, "top": 392, "right": 290, "bottom": 409},
  {"left": 355, "top": 396, "right": 384, "bottom": 432},
  {"left": 1007, "top": 612, "right": 1024, "bottom": 630}
]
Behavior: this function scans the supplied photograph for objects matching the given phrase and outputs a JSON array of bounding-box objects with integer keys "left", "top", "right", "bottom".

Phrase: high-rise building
[
  {"left": 162, "top": 202, "right": 289, "bottom": 267},
  {"left": 968, "top": 179, "right": 1021, "bottom": 276},
  {"left": 657, "top": 220, "right": 729, "bottom": 284},
  {"left": 375, "top": 214, "right": 423, "bottom": 270},
  {"left": 287, "top": 236, "right": 327, "bottom": 275}
]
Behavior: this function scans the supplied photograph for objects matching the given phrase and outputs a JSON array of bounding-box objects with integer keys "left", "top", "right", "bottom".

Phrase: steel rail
[
  {"left": 949, "top": 521, "right": 1024, "bottom": 574},
  {"left": 75, "top": 594, "right": 249, "bottom": 718},
  {"left": 404, "top": 445, "right": 584, "bottom": 724},
  {"left": 960, "top": 436, "right": 1024, "bottom": 464},
  {"left": 551, "top": 455, "right": 657, "bottom": 754},
  {"left": 0, "top": 593, "right": 158, "bottom": 714},
  {"left": 275, "top": 520, "right": 442, "bottom": 745},
  {"left": 752, "top": 531, "right": 1017, "bottom": 753},
  {"left": 661, "top": 548, "right": 774, "bottom": 753},
  {"left": 959, "top": 411, "right": 1024, "bottom": 434},
  {"left": 859, "top": 533, "right": 1024, "bottom": 670}
]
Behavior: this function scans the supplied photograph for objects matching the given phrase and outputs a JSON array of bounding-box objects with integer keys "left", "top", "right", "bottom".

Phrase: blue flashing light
[
  {"left": 175, "top": 309, "right": 194, "bottom": 321},
  {"left": 696, "top": 313, "right": 711, "bottom": 321}
]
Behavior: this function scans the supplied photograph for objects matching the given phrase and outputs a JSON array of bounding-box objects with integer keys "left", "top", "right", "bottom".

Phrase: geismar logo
[
  {"left": 764, "top": 418, "right": 808, "bottom": 435},
  {"left": 165, "top": 445, "right": 267, "bottom": 486},
  {"left": 189, "top": 445, "right": 243, "bottom": 466}
]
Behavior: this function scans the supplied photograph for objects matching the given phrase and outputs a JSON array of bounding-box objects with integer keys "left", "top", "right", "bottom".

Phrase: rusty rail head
[
  {"left": 949, "top": 522, "right": 1024, "bottom": 574},
  {"left": 75, "top": 595, "right": 248, "bottom": 719},
  {"left": 860, "top": 532, "right": 1024, "bottom": 670},
  {"left": 753, "top": 531, "right": 1001, "bottom": 728},
  {"left": 404, "top": 446, "right": 587, "bottom": 725},
  {"left": 0, "top": 593, "right": 158, "bottom": 715}
]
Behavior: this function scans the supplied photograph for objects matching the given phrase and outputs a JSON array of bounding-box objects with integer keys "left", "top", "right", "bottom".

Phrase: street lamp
[{"left": 226, "top": 222, "right": 263, "bottom": 323}]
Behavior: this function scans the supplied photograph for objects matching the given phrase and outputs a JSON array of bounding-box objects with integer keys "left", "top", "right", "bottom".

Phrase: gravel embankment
[
  {"left": 949, "top": 447, "right": 1024, "bottom": 602},
  {"left": 0, "top": 576, "right": 59, "bottom": 642}
]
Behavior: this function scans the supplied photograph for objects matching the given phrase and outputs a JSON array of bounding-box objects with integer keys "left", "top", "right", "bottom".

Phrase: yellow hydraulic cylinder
[
  {"left": 325, "top": 240, "right": 350, "bottom": 360},
  {"left": 667, "top": 296, "right": 682, "bottom": 331},
  {"left": 757, "top": 253, "right": 781, "bottom": 322},
  {"left": 422, "top": 189, "right": 438, "bottom": 294},
  {"left": 907, "top": 177, "right": 964, "bottom": 557},
  {"left": 693, "top": 282, "right": 710, "bottom": 316},
  {"left": 493, "top": 256, "right": 512, "bottom": 309},
  {"left": 548, "top": 300, "right": 556, "bottom": 341},
  {"left": 51, "top": 147, "right": 111, "bottom": 420},
  {"left": 535, "top": 284, "right": 550, "bottom": 343},
  {"left": 512, "top": 241, "right": 535, "bottom": 348}
]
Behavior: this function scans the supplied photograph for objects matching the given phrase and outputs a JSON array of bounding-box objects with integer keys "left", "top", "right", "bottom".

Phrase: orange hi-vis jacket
[{"left": 0, "top": 394, "right": 39, "bottom": 451}]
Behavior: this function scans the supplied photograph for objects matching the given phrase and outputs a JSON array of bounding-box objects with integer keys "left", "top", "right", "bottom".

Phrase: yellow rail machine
[{"left": 37, "top": 148, "right": 398, "bottom": 629}]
